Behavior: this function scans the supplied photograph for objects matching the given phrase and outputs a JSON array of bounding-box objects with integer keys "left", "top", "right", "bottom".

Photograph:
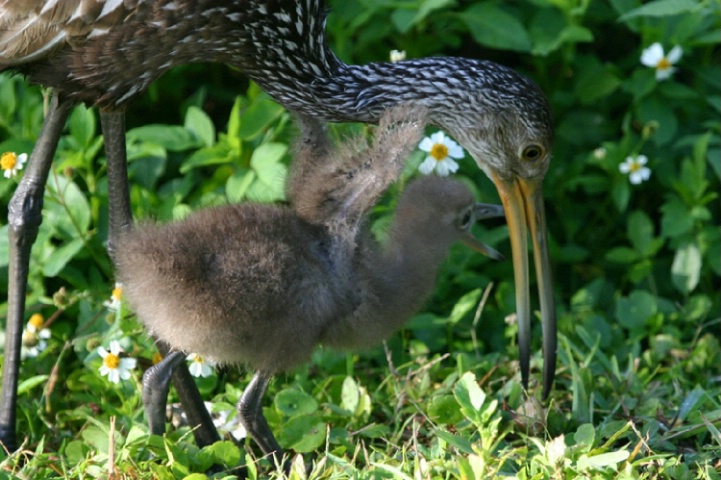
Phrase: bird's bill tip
[{"left": 461, "top": 233, "right": 505, "bottom": 261}]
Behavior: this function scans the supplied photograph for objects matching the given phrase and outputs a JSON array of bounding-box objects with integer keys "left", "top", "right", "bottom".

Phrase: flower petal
[
  {"left": 641, "top": 43, "right": 663, "bottom": 67},
  {"left": 418, "top": 137, "right": 434, "bottom": 152},
  {"left": 418, "top": 157, "right": 436, "bottom": 175},
  {"left": 667, "top": 45, "right": 683, "bottom": 63}
]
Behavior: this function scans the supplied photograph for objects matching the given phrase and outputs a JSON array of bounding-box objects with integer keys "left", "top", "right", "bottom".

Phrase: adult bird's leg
[
  {"left": 100, "top": 110, "right": 219, "bottom": 447},
  {"left": 1, "top": 93, "right": 73, "bottom": 452},
  {"left": 237, "top": 371, "right": 283, "bottom": 466}
]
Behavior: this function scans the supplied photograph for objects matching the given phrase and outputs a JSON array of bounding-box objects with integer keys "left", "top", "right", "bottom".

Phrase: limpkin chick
[{"left": 113, "top": 107, "right": 504, "bottom": 464}]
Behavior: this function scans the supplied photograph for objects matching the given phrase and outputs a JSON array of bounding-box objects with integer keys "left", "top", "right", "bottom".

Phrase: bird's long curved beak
[
  {"left": 461, "top": 203, "right": 505, "bottom": 261},
  {"left": 490, "top": 173, "right": 556, "bottom": 398}
]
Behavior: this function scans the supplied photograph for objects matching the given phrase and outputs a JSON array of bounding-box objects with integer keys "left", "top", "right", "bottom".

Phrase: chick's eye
[
  {"left": 459, "top": 209, "right": 473, "bottom": 229},
  {"left": 522, "top": 144, "right": 543, "bottom": 162}
]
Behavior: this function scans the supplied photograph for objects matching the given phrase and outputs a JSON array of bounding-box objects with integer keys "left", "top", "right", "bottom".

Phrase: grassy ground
[{"left": 1, "top": 0, "right": 719, "bottom": 478}]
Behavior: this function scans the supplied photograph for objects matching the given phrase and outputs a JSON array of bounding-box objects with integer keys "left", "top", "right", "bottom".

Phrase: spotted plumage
[{"left": 0, "top": 0, "right": 557, "bottom": 454}]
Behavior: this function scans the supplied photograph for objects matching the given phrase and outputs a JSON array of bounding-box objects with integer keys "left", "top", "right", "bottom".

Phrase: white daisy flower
[
  {"left": 390, "top": 50, "right": 406, "bottom": 63},
  {"left": 1, "top": 152, "right": 27, "bottom": 178},
  {"left": 619, "top": 155, "right": 651, "bottom": 185},
  {"left": 104, "top": 282, "right": 123, "bottom": 312},
  {"left": 418, "top": 131, "right": 464, "bottom": 176},
  {"left": 22, "top": 313, "right": 52, "bottom": 358},
  {"left": 187, "top": 353, "right": 214, "bottom": 378},
  {"left": 98, "top": 340, "right": 137, "bottom": 384},
  {"left": 641, "top": 43, "right": 682, "bottom": 81}
]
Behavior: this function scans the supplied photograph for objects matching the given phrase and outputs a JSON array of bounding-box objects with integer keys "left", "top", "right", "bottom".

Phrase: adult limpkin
[{"left": 0, "top": 0, "right": 556, "bottom": 452}]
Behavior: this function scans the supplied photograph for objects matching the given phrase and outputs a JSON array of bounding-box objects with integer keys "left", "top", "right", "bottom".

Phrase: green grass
[{"left": 1, "top": 0, "right": 720, "bottom": 478}]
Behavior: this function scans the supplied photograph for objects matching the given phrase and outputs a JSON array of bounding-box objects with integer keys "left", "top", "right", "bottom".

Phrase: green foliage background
[{"left": 0, "top": 0, "right": 719, "bottom": 478}]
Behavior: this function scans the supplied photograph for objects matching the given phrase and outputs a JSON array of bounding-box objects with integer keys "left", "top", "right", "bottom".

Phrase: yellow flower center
[
  {"left": 430, "top": 143, "right": 448, "bottom": 161},
  {"left": 29, "top": 313, "right": 44, "bottom": 329},
  {"left": 152, "top": 352, "right": 163, "bottom": 365},
  {"left": 191, "top": 354, "right": 204, "bottom": 364},
  {"left": 1, "top": 152, "right": 18, "bottom": 170},
  {"left": 104, "top": 353, "right": 120, "bottom": 369},
  {"left": 656, "top": 57, "right": 671, "bottom": 70},
  {"left": 629, "top": 161, "right": 641, "bottom": 172},
  {"left": 112, "top": 286, "right": 122, "bottom": 301}
]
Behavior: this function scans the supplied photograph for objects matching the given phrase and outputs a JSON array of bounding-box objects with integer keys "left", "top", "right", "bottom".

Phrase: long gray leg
[
  {"left": 100, "top": 110, "right": 219, "bottom": 448},
  {"left": 237, "top": 371, "right": 283, "bottom": 465},
  {"left": 1, "top": 94, "right": 73, "bottom": 451},
  {"left": 142, "top": 350, "right": 186, "bottom": 435}
]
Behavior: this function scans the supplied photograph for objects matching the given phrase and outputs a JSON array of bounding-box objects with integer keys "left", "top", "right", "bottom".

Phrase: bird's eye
[
  {"left": 459, "top": 208, "right": 473, "bottom": 230},
  {"left": 522, "top": 144, "right": 544, "bottom": 162}
]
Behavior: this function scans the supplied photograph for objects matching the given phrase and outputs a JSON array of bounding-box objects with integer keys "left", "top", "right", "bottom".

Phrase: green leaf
[
  {"left": 454, "top": 372, "right": 486, "bottom": 425},
  {"left": 226, "top": 169, "right": 255, "bottom": 203},
  {"left": 17, "top": 374, "right": 49, "bottom": 395},
  {"left": 619, "top": 0, "right": 699, "bottom": 21},
  {"left": 68, "top": 104, "right": 96, "bottom": 149},
  {"left": 447, "top": 288, "right": 482, "bottom": 324},
  {"left": 578, "top": 450, "right": 630, "bottom": 469},
  {"left": 238, "top": 98, "right": 285, "bottom": 141},
  {"left": 280, "top": 416, "right": 326, "bottom": 452},
  {"left": 127, "top": 125, "right": 201, "bottom": 151},
  {"left": 341, "top": 376, "right": 360, "bottom": 414},
  {"left": 43, "top": 238, "right": 85, "bottom": 277},
  {"left": 671, "top": 241, "right": 701, "bottom": 294},
  {"left": 44, "top": 175, "right": 91, "bottom": 239},
  {"left": 184, "top": 106, "right": 215, "bottom": 147},
  {"left": 461, "top": 4, "right": 531, "bottom": 52},
  {"left": 615, "top": 290, "right": 658, "bottom": 332},
  {"left": 605, "top": 246, "right": 639, "bottom": 264},
  {"left": 627, "top": 210, "right": 655, "bottom": 255},
  {"left": 274, "top": 388, "right": 318, "bottom": 417},
  {"left": 427, "top": 395, "right": 463, "bottom": 425},
  {"left": 661, "top": 197, "right": 694, "bottom": 238},
  {"left": 434, "top": 429, "right": 474, "bottom": 454},
  {"left": 197, "top": 440, "right": 241, "bottom": 467},
  {"left": 574, "top": 424, "right": 596, "bottom": 453},
  {"left": 246, "top": 143, "right": 288, "bottom": 202},
  {"left": 180, "top": 144, "right": 233, "bottom": 174}
]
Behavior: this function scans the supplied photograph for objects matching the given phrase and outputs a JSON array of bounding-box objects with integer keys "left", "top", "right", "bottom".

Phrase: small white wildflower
[
  {"left": 104, "top": 282, "right": 123, "bottom": 312},
  {"left": 22, "top": 313, "right": 51, "bottom": 358},
  {"left": 592, "top": 147, "right": 607, "bottom": 160},
  {"left": 641, "top": 43, "right": 682, "bottom": 81},
  {"left": 98, "top": 340, "right": 137, "bottom": 384},
  {"left": 418, "top": 131, "right": 464, "bottom": 176},
  {"left": 619, "top": 155, "right": 651, "bottom": 185},
  {"left": 212, "top": 406, "right": 247, "bottom": 441},
  {"left": 1, "top": 152, "right": 27, "bottom": 178},
  {"left": 546, "top": 434, "right": 566, "bottom": 466},
  {"left": 187, "top": 353, "right": 214, "bottom": 378},
  {"left": 389, "top": 49, "right": 406, "bottom": 63}
]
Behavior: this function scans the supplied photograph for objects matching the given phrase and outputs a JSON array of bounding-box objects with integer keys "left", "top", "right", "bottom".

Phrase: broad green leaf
[
  {"left": 461, "top": 4, "right": 531, "bottom": 52},
  {"left": 43, "top": 238, "right": 85, "bottom": 277},
  {"left": 127, "top": 125, "right": 201, "bottom": 151},
  {"left": 605, "top": 247, "right": 639, "bottom": 264},
  {"left": 238, "top": 98, "right": 285, "bottom": 141},
  {"left": 274, "top": 388, "right": 318, "bottom": 417},
  {"left": 619, "top": 0, "right": 699, "bottom": 21},
  {"left": 280, "top": 416, "right": 325, "bottom": 452},
  {"left": 45, "top": 175, "right": 91, "bottom": 239},
  {"left": 661, "top": 197, "right": 693, "bottom": 238},
  {"left": 574, "top": 424, "right": 596, "bottom": 453},
  {"left": 341, "top": 376, "right": 360, "bottom": 414},
  {"left": 615, "top": 290, "right": 657, "bottom": 331},
  {"left": 447, "top": 288, "right": 482, "bottom": 324},
  {"left": 184, "top": 105, "right": 215, "bottom": 147},
  {"left": 68, "top": 104, "right": 96, "bottom": 149},
  {"left": 180, "top": 144, "right": 233, "bottom": 173},
  {"left": 226, "top": 169, "right": 255, "bottom": 203},
  {"left": 197, "top": 440, "right": 241, "bottom": 467},
  {"left": 627, "top": 210, "right": 654, "bottom": 255},
  {"left": 671, "top": 241, "right": 701, "bottom": 293},
  {"left": 454, "top": 372, "right": 486, "bottom": 425}
]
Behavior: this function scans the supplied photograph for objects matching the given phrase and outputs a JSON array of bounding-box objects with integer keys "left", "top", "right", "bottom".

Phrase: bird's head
[{"left": 416, "top": 57, "right": 557, "bottom": 397}]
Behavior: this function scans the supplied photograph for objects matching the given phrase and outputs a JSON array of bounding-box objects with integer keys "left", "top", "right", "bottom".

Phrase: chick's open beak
[
  {"left": 490, "top": 173, "right": 557, "bottom": 399},
  {"left": 460, "top": 203, "right": 505, "bottom": 261}
]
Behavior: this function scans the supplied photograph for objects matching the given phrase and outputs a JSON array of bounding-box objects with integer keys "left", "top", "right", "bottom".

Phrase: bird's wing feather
[{"left": 0, "top": 0, "right": 137, "bottom": 67}]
